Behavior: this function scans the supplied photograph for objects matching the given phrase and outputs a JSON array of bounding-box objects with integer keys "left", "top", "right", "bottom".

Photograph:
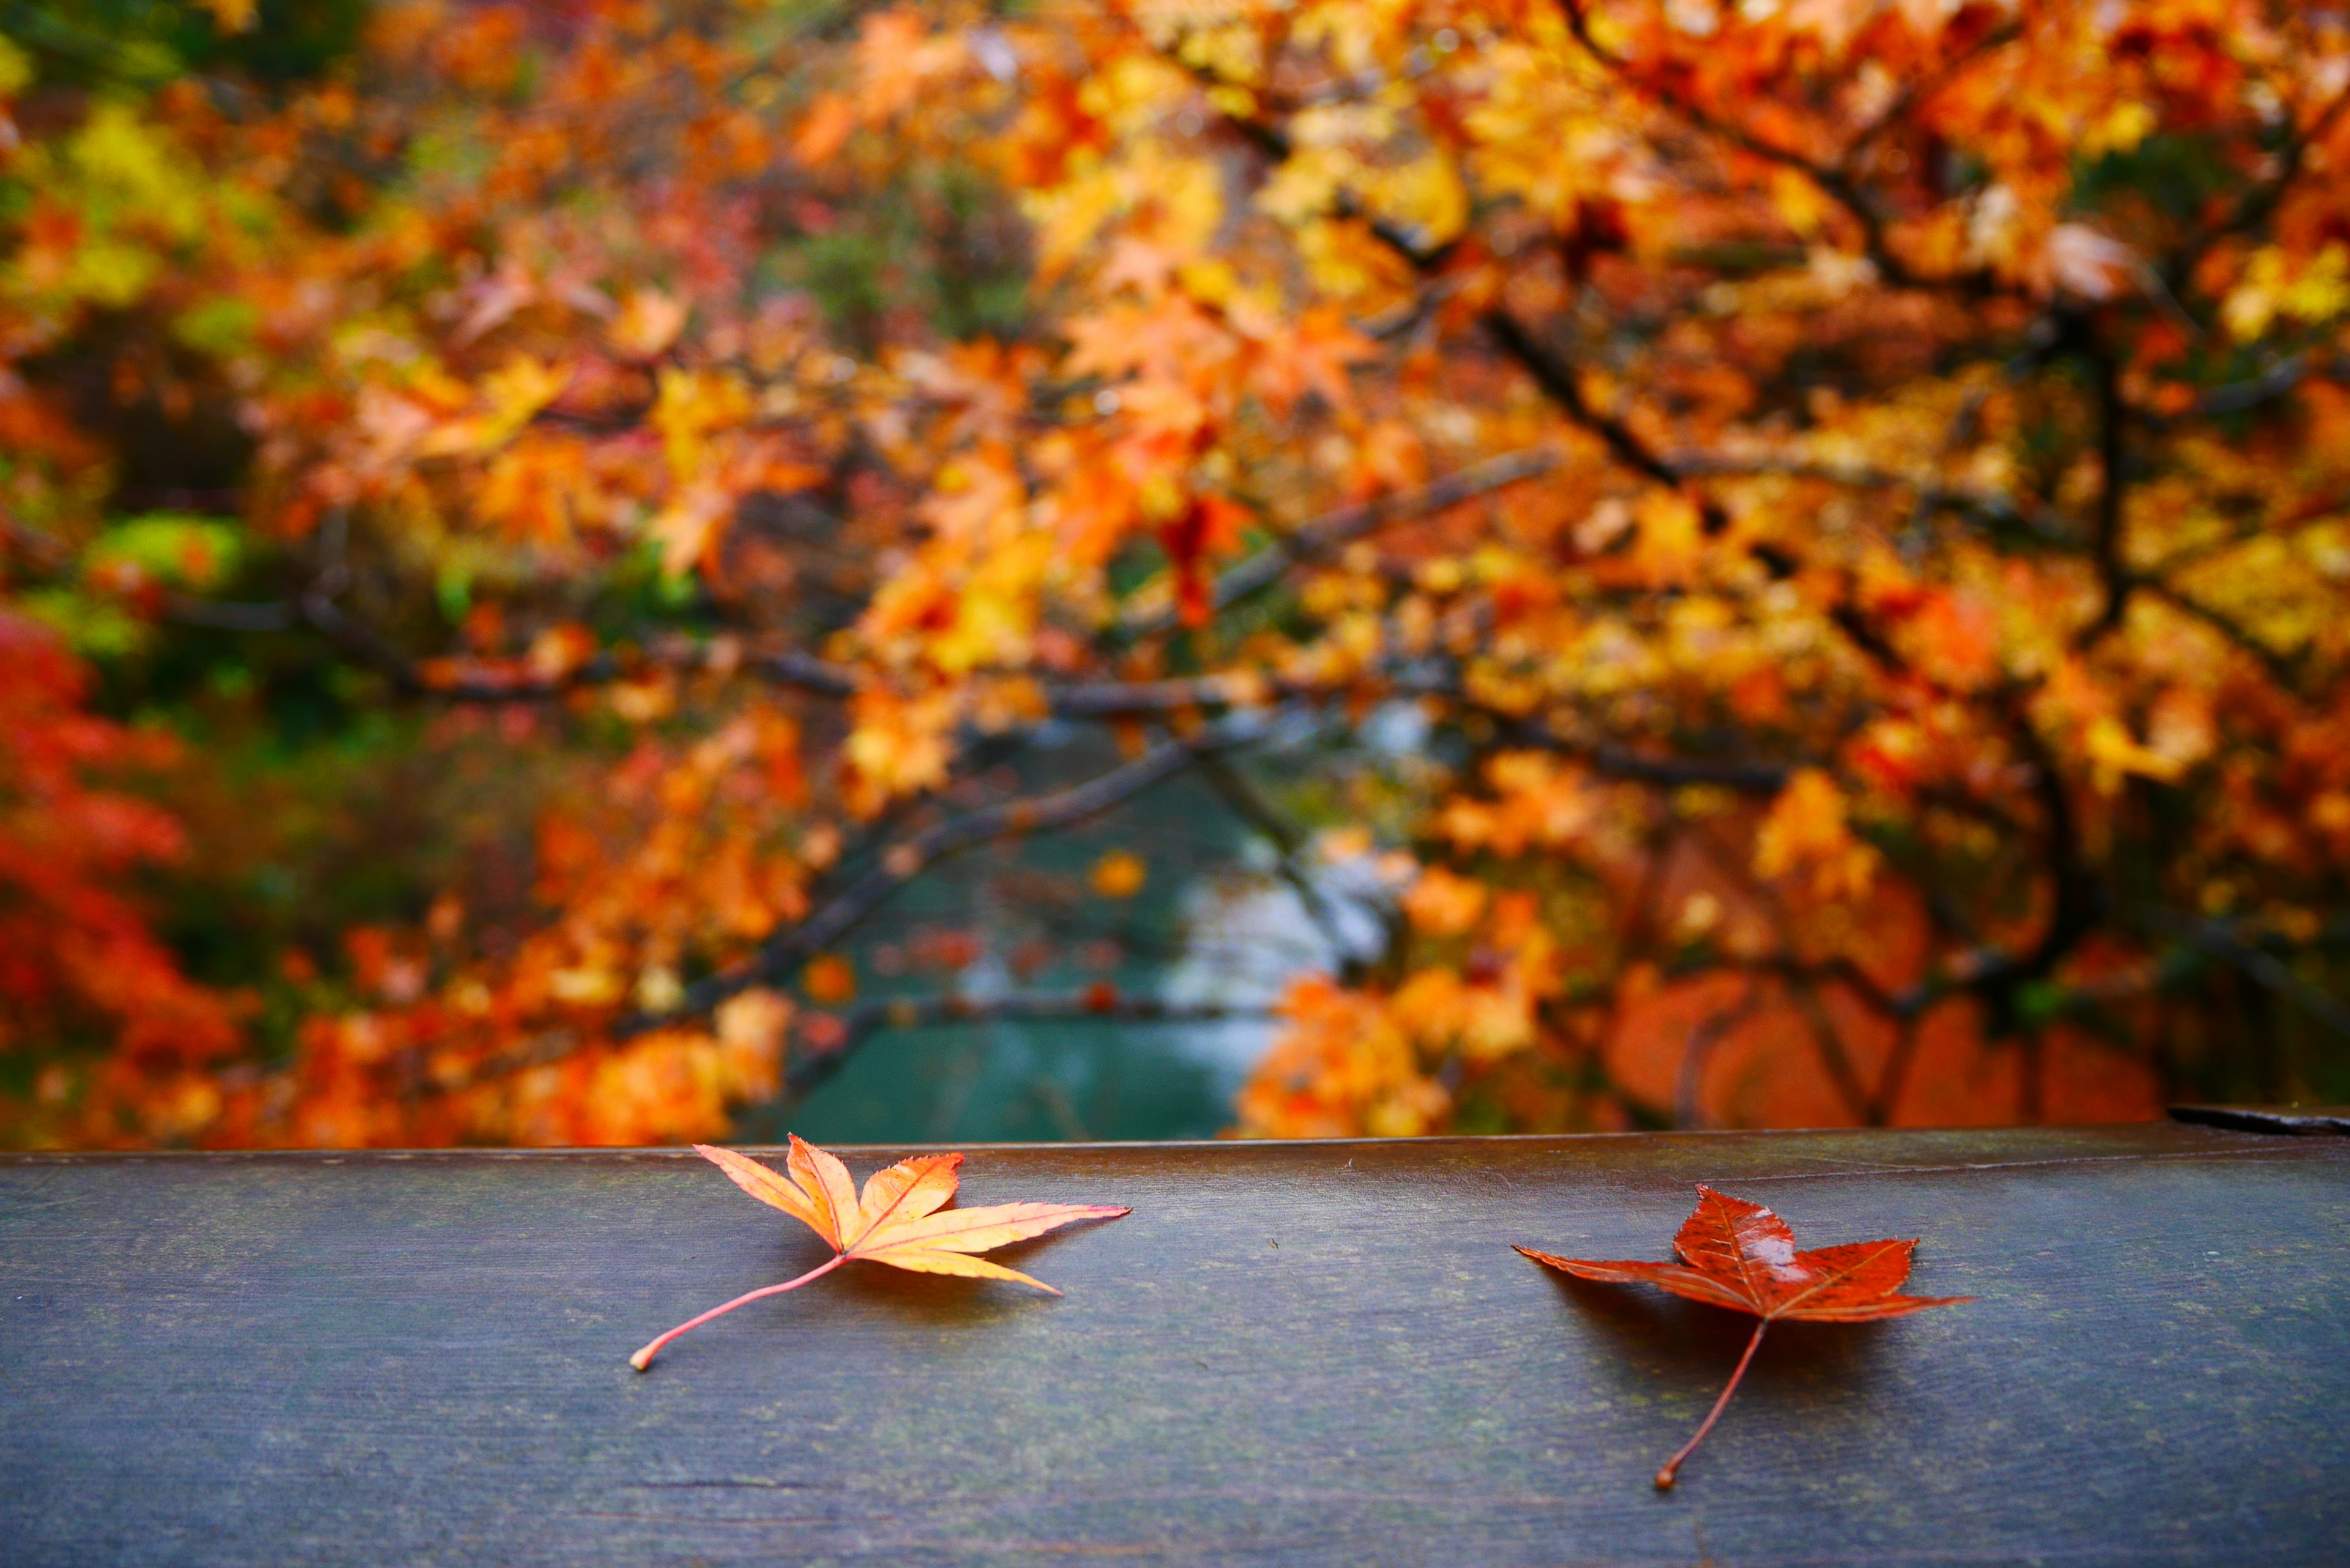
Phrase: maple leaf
[
  {"left": 1518, "top": 1185, "right": 1966, "bottom": 1488},
  {"left": 629, "top": 1136, "right": 1128, "bottom": 1369}
]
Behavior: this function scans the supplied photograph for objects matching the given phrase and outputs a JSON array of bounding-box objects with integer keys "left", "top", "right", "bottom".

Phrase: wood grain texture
[{"left": 2, "top": 1124, "right": 2344, "bottom": 1566}]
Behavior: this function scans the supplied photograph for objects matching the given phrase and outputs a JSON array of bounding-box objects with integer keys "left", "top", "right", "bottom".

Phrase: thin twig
[
  {"left": 629, "top": 1253, "right": 848, "bottom": 1370},
  {"left": 1655, "top": 1319, "right": 1768, "bottom": 1490},
  {"left": 611, "top": 715, "right": 1266, "bottom": 1040}
]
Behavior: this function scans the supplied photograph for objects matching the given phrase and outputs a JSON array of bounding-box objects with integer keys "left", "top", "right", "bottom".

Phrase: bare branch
[
  {"left": 1666, "top": 452, "right": 2078, "bottom": 546},
  {"left": 1493, "top": 711, "right": 1797, "bottom": 793},
  {"left": 2080, "top": 337, "right": 2133, "bottom": 644},
  {"left": 2132, "top": 905, "right": 2350, "bottom": 1042},
  {"left": 1480, "top": 311, "right": 1701, "bottom": 501},
  {"left": 2168, "top": 84, "right": 2350, "bottom": 286},
  {"left": 1551, "top": 0, "right": 1958, "bottom": 293},
  {"left": 610, "top": 713, "right": 1267, "bottom": 1039},
  {"left": 2128, "top": 577, "right": 2308, "bottom": 690},
  {"left": 1195, "top": 751, "right": 1365, "bottom": 971},
  {"left": 1122, "top": 447, "right": 1559, "bottom": 637},
  {"left": 2150, "top": 349, "right": 2350, "bottom": 425}
]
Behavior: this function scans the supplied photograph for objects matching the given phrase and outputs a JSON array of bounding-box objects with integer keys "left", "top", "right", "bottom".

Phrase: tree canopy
[{"left": 5, "top": 0, "right": 2349, "bottom": 1147}]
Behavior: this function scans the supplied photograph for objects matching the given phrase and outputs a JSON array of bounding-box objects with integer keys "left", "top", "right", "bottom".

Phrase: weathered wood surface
[{"left": 3, "top": 1123, "right": 2344, "bottom": 1566}]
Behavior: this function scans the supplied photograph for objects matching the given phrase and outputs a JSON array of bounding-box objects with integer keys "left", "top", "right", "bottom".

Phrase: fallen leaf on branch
[
  {"left": 630, "top": 1135, "right": 1127, "bottom": 1369},
  {"left": 1518, "top": 1184, "right": 1966, "bottom": 1489}
]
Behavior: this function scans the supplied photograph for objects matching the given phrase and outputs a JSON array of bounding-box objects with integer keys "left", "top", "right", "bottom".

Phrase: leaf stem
[
  {"left": 1655, "top": 1318, "right": 1768, "bottom": 1490},
  {"left": 629, "top": 1253, "right": 848, "bottom": 1370}
]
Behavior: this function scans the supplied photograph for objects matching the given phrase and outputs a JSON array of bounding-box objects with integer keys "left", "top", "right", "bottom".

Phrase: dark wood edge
[
  {"left": 2170, "top": 1104, "right": 2350, "bottom": 1136},
  {"left": 0, "top": 1119, "right": 2266, "bottom": 1163}
]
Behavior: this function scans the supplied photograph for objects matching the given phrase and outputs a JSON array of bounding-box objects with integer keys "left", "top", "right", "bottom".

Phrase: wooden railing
[{"left": 4, "top": 1118, "right": 2344, "bottom": 1565}]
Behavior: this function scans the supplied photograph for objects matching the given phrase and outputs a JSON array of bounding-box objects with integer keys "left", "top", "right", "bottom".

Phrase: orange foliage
[{"left": 0, "top": 616, "right": 244, "bottom": 1144}]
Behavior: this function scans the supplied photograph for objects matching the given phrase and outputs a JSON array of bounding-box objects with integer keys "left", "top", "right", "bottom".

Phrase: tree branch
[
  {"left": 2080, "top": 335, "right": 2132, "bottom": 643},
  {"left": 1479, "top": 310, "right": 1703, "bottom": 503},
  {"left": 2128, "top": 577, "right": 2307, "bottom": 690},
  {"left": 1194, "top": 751, "right": 1365, "bottom": 973},
  {"left": 1665, "top": 452, "right": 2078, "bottom": 546},
  {"left": 2131, "top": 905, "right": 2350, "bottom": 1042},
  {"left": 1551, "top": 0, "right": 1953, "bottom": 293},
  {"left": 2167, "top": 84, "right": 2350, "bottom": 288},
  {"left": 609, "top": 714, "right": 1266, "bottom": 1039},
  {"left": 1121, "top": 446, "right": 1559, "bottom": 637}
]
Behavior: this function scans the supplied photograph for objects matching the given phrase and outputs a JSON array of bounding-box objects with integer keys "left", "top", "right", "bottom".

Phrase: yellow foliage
[{"left": 1753, "top": 771, "right": 1879, "bottom": 902}]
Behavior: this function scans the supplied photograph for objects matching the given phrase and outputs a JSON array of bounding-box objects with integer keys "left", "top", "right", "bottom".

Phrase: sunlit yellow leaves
[
  {"left": 1390, "top": 963, "right": 1539, "bottom": 1064},
  {"left": 2223, "top": 245, "right": 2350, "bottom": 341},
  {"left": 1770, "top": 168, "right": 1831, "bottom": 238},
  {"left": 651, "top": 367, "right": 755, "bottom": 481},
  {"left": 1235, "top": 975, "right": 1448, "bottom": 1138},
  {"left": 1627, "top": 490, "right": 1706, "bottom": 586},
  {"left": 842, "top": 686, "right": 957, "bottom": 817},
  {"left": 1020, "top": 51, "right": 1220, "bottom": 276},
  {"left": 1294, "top": 216, "right": 1415, "bottom": 301},
  {"left": 1256, "top": 147, "right": 1349, "bottom": 230},
  {"left": 419, "top": 353, "right": 569, "bottom": 457},
  {"left": 1369, "top": 154, "right": 1470, "bottom": 250},
  {"left": 861, "top": 447, "right": 1055, "bottom": 674},
  {"left": 2081, "top": 717, "right": 2175, "bottom": 793},
  {"left": 0, "top": 34, "right": 31, "bottom": 98},
  {"left": 1089, "top": 849, "right": 1148, "bottom": 898},
  {"left": 1438, "top": 754, "right": 1603, "bottom": 857},
  {"left": 2069, "top": 684, "right": 2214, "bottom": 796},
  {"left": 2081, "top": 99, "right": 2157, "bottom": 158},
  {"left": 6, "top": 104, "right": 207, "bottom": 313},
  {"left": 1753, "top": 771, "right": 1878, "bottom": 902}
]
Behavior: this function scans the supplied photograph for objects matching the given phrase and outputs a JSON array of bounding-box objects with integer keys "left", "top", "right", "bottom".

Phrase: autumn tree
[{"left": 5, "top": 0, "right": 2349, "bottom": 1146}]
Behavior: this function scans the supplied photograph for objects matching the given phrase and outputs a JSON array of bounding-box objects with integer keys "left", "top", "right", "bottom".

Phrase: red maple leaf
[{"left": 1518, "top": 1184, "right": 1968, "bottom": 1488}]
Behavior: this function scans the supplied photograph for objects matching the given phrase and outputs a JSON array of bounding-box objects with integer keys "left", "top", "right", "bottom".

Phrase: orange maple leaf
[
  {"left": 1518, "top": 1184, "right": 1967, "bottom": 1488},
  {"left": 629, "top": 1136, "right": 1128, "bottom": 1369}
]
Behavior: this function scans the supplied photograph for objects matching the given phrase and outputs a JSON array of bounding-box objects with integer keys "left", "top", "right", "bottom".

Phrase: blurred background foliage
[{"left": 4, "top": 0, "right": 2349, "bottom": 1148}]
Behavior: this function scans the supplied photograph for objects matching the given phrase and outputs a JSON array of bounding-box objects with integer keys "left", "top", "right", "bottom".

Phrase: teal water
[
  {"left": 729, "top": 733, "right": 1340, "bottom": 1144},
  {"left": 776, "top": 1015, "right": 1251, "bottom": 1143}
]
